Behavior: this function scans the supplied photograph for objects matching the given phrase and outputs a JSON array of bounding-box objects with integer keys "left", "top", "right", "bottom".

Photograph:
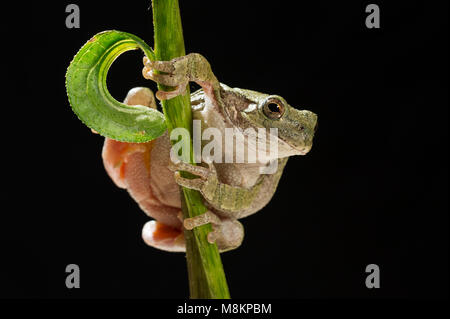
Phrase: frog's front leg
[
  {"left": 142, "top": 53, "right": 220, "bottom": 100},
  {"left": 169, "top": 159, "right": 288, "bottom": 217}
]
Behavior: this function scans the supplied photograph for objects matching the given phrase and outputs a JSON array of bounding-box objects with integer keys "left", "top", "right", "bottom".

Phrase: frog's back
[{"left": 190, "top": 83, "right": 268, "bottom": 111}]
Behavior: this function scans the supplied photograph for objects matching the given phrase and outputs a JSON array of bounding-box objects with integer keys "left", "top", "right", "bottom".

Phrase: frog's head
[{"left": 235, "top": 89, "right": 318, "bottom": 158}]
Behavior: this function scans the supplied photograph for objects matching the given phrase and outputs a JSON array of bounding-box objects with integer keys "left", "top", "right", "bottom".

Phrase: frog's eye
[{"left": 262, "top": 98, "right": 285, "bottom": 120}]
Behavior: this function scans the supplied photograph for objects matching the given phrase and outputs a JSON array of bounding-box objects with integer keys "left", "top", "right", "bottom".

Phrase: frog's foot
[
  {"left": 142, "top": 54, "right": 219, "bottom": 101},
  {"left": 183, "top": 211, "right": 221, "bottom": 232},
  {"left": 142, "top": 56, "right": 188, "bottom": 100},
  {"left": 168, "top": 160, "right": 216, "bottom": 192},
  {"left": 142, "top": 220, "right": 186, "bottom": 252},
  {"left": 182, "top": 211, "right": 244, "bottom": 252}
]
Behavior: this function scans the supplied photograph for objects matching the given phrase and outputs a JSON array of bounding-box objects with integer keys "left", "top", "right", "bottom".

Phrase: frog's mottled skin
[{"left": 102, "top": 53, "right": 317, "bottom": 252}]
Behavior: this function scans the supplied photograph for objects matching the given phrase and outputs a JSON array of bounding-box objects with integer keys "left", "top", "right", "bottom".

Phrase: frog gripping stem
[{"left": 142, "top": 53, "right": 220, "bottom": 100}]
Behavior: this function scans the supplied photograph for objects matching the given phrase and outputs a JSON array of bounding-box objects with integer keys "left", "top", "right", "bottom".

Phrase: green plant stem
[{"left": 151, "top": 0, "right": 230, "bottom": 299}]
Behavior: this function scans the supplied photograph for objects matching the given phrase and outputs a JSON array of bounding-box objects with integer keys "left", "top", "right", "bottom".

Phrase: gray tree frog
[{"left": 101, "top": 53, "right": 317, "bottom": 252}]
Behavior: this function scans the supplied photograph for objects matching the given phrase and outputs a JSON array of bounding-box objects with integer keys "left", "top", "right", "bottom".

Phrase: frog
[{"left": 101, "top": 53, "right": 317, "bottom": 252}]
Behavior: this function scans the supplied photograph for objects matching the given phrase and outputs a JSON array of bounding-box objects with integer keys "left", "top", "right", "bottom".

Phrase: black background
[{"left": 1, "top": 0, "right": 448, "bottom": 299}]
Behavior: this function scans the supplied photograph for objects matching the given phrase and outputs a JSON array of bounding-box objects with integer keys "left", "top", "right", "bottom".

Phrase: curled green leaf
[{"left": 66, "top": 30, "right": 166, "bottom": 142}]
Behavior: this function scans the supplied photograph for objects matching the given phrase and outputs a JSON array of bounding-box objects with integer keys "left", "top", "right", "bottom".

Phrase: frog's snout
[
  {"left": 300, "top": 110, "right": 318, "bottom": 135},
  {"left": 310, "top": 111, "right": 318, "bottom": 130},
  {"left": 295, "top": 110, "right": 317, "bottom": 155}
]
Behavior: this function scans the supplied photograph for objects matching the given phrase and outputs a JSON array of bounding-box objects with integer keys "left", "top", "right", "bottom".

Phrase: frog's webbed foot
[
  {"left": 168, "top": 160, "right": 217, "bottom": 193},
  {"left": 180, "top": 210, "right": 244, "bottom": 252},
  {"left": 142, "top": 53, "right": 219, "bottom": 101},
  {"left": 142, "top": 56, "right": 188, "bottom": 100}
]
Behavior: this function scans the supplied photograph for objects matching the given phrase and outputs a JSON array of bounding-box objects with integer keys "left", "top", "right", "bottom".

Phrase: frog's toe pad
[
  {"left": 155, "top": 85, "right": 187, "bottom": 101},
  {"left": 142, "top": 220, "right": 185, "bottom": 252},
  {"left": 173, "top": 172, "right": 204, "bottom": 191},
  {"left": 212, "top": 219, "right": 245, "bottom": 253},
  {"left": 143, "top": 56, "right": 176, "bottom": 73}
]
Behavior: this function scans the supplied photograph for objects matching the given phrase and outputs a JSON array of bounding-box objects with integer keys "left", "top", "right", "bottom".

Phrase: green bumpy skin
[{"left": 66, "top": 30, "right": 166, "bottom": 143}]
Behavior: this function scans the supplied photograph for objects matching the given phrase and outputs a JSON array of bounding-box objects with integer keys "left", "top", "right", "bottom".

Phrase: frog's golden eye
[{"left": 262, "top": 98, "right": 285, "bottom": 119}]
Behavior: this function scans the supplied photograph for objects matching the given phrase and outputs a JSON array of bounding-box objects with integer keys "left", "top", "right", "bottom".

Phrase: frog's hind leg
[
  {"left": 142, "top": 211, "right": 244, "bottom": 253},
  {"left": 142, "top": 220, "right": 186, "bottom": 252},
  {"left": 102, "top": 87, "right": 187, "bottom": 253},
  {"left": 104, "top": 138, "right": 187, "bottom": 252}
]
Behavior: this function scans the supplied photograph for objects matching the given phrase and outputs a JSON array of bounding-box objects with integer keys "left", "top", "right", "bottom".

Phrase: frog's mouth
[
  {"left": 273, "top": 124, "right": 315, "bottom": 155},
  {"left": 296, "top": 146, "right": 312, "bottom": 155},
  {"left": 278, "top": 136, "right": 312, "bottom": 157}
]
